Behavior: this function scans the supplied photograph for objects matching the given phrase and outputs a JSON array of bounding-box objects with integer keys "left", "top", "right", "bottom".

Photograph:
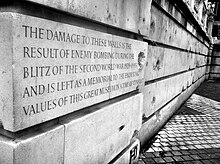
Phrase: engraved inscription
[{"left": 7, "top": 14, "right": 147, "bottom": 130}]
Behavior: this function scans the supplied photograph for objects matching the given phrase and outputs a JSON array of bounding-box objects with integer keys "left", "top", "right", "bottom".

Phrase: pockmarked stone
[
  {"left": 0, "top": 13, "right": 147, "bottom": 132},
  {"left": 61, "top": 93, "right": 143, "bottom": 164}
]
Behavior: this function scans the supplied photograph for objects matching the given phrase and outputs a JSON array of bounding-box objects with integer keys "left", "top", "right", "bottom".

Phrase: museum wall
[
  {"left": 139, "top": 0, "right": 210, "bottom": 145},
  {"left": 0, "top": 0, "right": 211, "bottom": 163}
]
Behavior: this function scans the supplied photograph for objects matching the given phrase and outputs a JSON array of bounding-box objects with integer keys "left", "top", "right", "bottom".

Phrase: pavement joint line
[{"left": 140, "top": 82, "right": 220, "bottom": 163}]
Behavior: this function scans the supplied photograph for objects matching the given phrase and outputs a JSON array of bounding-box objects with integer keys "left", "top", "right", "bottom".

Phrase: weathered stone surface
[
  {"left": 211, "top": 58, "right": 220, "bottom": 66},
  {"left": 111, "top": 139, "right": 140, "bottom": 164},
  {"left": 209, "top": 73, "right": 220, "bottom": 79},
  {"left": 25, "top": 0, "right": 152, "bottom": 36},
  {"left": 60, "top": 93, "right": 143, "bottom": 164},
  {"left": 138, "top": 0, "right": 152, "bottom": 36},
  {"left": 0, "top": 136, "right": 13, "bottom": 164},
  {"left": 0, "top": 13, "right": 146, "bottom": 132},
  {"left": 210, "top": 57, "right": 220, "bottom": 77},
  {"left": 145, "top": 46, "right": 193, "bottom": 81},
  {"left": 145, "top": 45, "right": 208, "bottom": 82},
  {"left": 44, "top": 0, "right": 68, "bottom": 10},
  {"left": 150, "top": 4, "right": 209, "bottom": 55},
  {"left": 107, "top": 0, "right": 140, "bottom": 33},
  {"left": 139, "top": 75, "right": 205, "bottom": 146},
  {"left": 110, "top": 35, "right": 147, "bottom": 98},
  {"left": 210, "top": 66, "right": 220, "bottom": 74},
  {"left": 0, "top": 125, "right": 64, "bottom": 164},
  {"left": 143, "top": 66, "right": 206, "bottom": 117},
  {"left": 209, "top": 45, "right": 220, "bottom": 79},
  {"left": 193, "top": 67, "right": 206, "bottom": 82},
  {"left": 68, "top": 0, "right": 108, "bottom": 23},
  {"left": 0, "top": 13, "right": 14, "bottom": 132},
  {"left": 143, "top": 71, "right": 194, "bottom": 117}
]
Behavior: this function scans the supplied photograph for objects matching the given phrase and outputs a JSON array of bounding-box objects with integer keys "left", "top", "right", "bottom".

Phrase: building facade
[{"left": 0, "top": 0, "right": 217, "bottom": 163}]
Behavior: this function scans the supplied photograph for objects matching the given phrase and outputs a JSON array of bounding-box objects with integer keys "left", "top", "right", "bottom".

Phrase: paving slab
[{"left": 139, "top": 81, "right": 220, "bottom": 163}]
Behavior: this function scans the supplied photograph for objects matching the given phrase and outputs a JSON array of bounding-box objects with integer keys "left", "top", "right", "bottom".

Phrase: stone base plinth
[{"left": 0, "top": 93, "right": 143, "bottom": 164}]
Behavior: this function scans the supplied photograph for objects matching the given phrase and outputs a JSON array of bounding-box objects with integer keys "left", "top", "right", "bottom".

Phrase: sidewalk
[{"left": 138, "top": 81, "right": 220, "bottom": 164}]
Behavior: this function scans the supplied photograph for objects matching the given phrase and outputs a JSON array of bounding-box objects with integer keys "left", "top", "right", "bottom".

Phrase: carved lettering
[{"left": 17, "top": 20, "right": 146, "bottom": 121}]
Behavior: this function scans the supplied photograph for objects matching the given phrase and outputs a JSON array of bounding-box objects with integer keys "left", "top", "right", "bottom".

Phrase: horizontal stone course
[
  {"left": 0, "top": 125, "right": 64, "bottom": 164},
  {"left": 139, "top": 75, "right": 205, "bottom": 146},
  {"left": 0, "top": 93, "right": 143, "bottom": 163},
  {"left": 143, "top": 70, "right": 196, "bottom": 117},
  {"left": 26, "top": 0, "right": 152, "bottom": 36},
  {"left": 150, "top": 4, "right": 209, "bottom": 55},
  {"left": 145, "top": 46, "right": 208, "bottom": 81}
]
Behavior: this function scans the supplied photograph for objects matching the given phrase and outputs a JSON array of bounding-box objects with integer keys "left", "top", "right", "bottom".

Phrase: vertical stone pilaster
[
  {"left": 207, "top": 11, "right": 214, "bottom": 37},
  {"left": 198, "top": 1, "right": 204, "bottom": 23}
]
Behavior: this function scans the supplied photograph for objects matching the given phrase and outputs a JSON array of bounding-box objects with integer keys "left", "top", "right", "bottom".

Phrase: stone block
[
  {"left": 150, "top": 5, "right": 179, "bottom": 47},
  {"left": 0, "top": 13, "right": 145, "bottom": 132},
  {"left": 193, "top": 67, "right": 206, "bottom": 82},
  {"left": 60, "top": 93, "right": 143, "bottom": 164},
  {"left": 0, "top": 136, "right": 14, "bottom": 164},
  {"left": 26, "top": 0, "right": 152, "bottom": 35},
  {"left": 110, "top": 139, "right": 140, "bottom": 164},
  {"left": 0, "top": 125, "right": 64, "bottom": 164},
  {"left": 145, "top": 46, "right": 194, "bottom": 81},
  {"left": 139, "top": 75, "right": 205, "bottom": 146},
  {"left": 143, "top": 71, "right": 193, "bottom": 117},
  {"left": 44, "top": 0, "right": 68, "bottom": 10},
  {"left": 210, "top": 66, "right": 220, "bottom": 73},
  {"left": 0, "top": 13, "right": 13, "bottom": 130},
  {"left": 194, "top": 54, "right": 207, "bottom": 67},
  {"left": 213, "top": 49, "right": 220, "bottom": 57},
  {"left": 110, "top": 35, "right": 147, "bottom": 98},
  {"left": 210, "top": 57, "right": 220, "bottom": 65},
  {"left": 144, "top": 46, "right": 207, "bottom": 82},
  {"left": 209, "top": 73, "right": 220, "bottom": 79},
  {"left": 150, "top": 4, "right": 208, "bottom": 55},
  {"left": 138, "top": 0, "right": 152, "bottom": 36},
  {"left": 116, "top": 0, "right": 140, "bottom": 33},
  {"left": 68, "top": 0, "right": 109, "bottom": 23}
]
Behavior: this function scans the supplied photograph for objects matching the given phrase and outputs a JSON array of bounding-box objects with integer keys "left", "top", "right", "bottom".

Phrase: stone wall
[
  {"left": 209, "top": 44, "right": 220, "bottom": 80},
  {"left": 139, "top": 0, "right": 210, "bottom": 145},
  {"left": 0, "top": 0, "right": 210, "bottom": 163}
]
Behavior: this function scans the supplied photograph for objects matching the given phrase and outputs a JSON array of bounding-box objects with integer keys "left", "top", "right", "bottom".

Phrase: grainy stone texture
[
  {"left": 110, "top": 35, "right": 147, "bottom": 98},
  {"left": 210, "top": 45, "right": 220, "bottom": 80},
  {"left": 145, "top": 46, "right": 194, "bottom": 81},
  {"left": 111, "top": 139, "right": 140, "bottom": 164},
  {"left": 139, "top": 76, "right": 205, "bottom": 146},
  {"left": 0, "top": 13, "right": 13, "bottom": 131},
  {"left": 26, "top": 0, "right": 152, "bottom": 36},
  {"left": 0, "top": 13, "right": 146, "bottom": 132},
  {"left": 140, "top": 0, "right": 209, "bottom": 119},
  {"left": 60, "top": 93, "right": 143, "bottom": 164},
  {"left": 143, "top": 70, "right": 194, "bottom": 117},
  {"left": 150, "top": 4, "right": 208, "bottom": 55},
  {"left": 0, "top": 0, "right": 212, "bottom": 163},
  {"left": 0, "top": 125, "right": 64, "bottom": 164},
  {"left": 0, "top": 136, "right": 14, "bottom": 164}
]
